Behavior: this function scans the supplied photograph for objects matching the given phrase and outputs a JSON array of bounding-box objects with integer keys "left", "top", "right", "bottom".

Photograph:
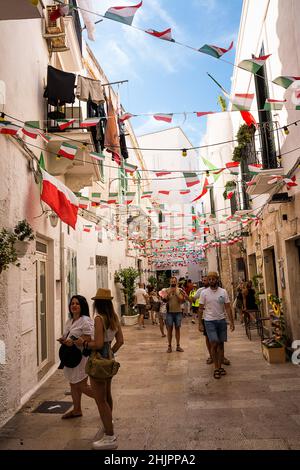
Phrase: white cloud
[{"left": 192, "top": 0, "right": 217, "bottom": 12}]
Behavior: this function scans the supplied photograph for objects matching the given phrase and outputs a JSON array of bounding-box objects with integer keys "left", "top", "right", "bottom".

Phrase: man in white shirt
[
  {"left": 134, "top": 283, "right": 148, "bottom": 329},
  {"left": 198, "top": 272, "right": 235, "bottom": 379}
]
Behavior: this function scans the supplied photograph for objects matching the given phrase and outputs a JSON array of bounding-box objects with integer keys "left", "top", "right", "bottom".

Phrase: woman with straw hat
[{"left": 75, "top": 288, "right": 124, "bottom": 450}]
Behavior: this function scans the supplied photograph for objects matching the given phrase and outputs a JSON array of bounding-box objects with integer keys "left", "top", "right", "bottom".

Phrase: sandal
[
  {"left": 219, "top": 367, "right": 227, "bottom": 376},
  {"left": 61, "top": 410, "right": 82, "bottom": 419},
  {"left": 176, "top": 345, "right": 184, "bottom": 352},
  {"left": 222, "top": 357, "right": 231, "bottom": 366},
  {"left": 213, "top": 369, "right": 221, "bottom": 379},
  {"left": 206, "top": 357, "right": 213, "bottom": 364},
  {"left": 167, "top": 345, "right": 172, "bottom": 353}
]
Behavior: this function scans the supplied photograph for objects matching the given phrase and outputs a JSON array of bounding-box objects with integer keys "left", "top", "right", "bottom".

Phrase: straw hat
[
  {"left": 92, "top": 288, "right": 113, "bottom": 300},
  {"left": 207, "top": 271, "right": 219, "bottom": 279}
]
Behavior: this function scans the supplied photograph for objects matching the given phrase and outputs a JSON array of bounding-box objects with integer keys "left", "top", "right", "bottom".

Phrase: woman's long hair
[
  {"left": 68, "top": 295, "right": 90, "bottom": 318},
  {"left": 93, "top": 299, "right": 119, "bottom": 331}
]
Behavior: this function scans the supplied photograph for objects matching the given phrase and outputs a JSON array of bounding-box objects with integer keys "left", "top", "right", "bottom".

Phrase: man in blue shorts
[
  {"left": 198, "top": 272, "right": 235, "bottom": 379},
  {"left": 165, "top": 277, "right": 185, "bottom": 353}
]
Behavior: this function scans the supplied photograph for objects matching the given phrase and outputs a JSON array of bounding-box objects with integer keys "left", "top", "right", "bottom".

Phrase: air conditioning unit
[{"left": 43, "top": 6, "right": 69, "bottom": 52}]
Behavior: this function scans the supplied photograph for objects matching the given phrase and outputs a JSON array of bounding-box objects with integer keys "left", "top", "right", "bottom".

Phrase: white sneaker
[{"left": 92, "top": 434, "right": 118, "bottom": 450}]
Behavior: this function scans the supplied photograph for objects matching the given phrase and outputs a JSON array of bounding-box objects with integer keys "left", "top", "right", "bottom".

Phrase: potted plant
[
  {"left": 115, "top": 267, "right": 139, "bottom": 325},
  {"left": 14, "top": 220, "right": 35, "bottom": 257},
  {"left": 261, "top": 294, "right": 287, "bottom": 363},
  {"left": 147, "top": 275, "right": 157, "bottom": 290},
  {"left": 232, "top": 124, "right": 256, "bottom": 162},
  {"left": 0, "top": 220, "right": 34, "bottom": 274}
]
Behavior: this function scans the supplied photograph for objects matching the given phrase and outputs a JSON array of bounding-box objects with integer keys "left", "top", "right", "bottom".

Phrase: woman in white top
[
  {"left": 57, "top": 295, "right": 94, "bottom": 419},
  {"left": 76, "top": 288, "right": 124, "bottom": 450}
]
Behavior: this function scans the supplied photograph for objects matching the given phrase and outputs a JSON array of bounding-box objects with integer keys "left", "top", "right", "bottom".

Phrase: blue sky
[{"left": 84, "top": 0, "right": 243, "bottom": 146}]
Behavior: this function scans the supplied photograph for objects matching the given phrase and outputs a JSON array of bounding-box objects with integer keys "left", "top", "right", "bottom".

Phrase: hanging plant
[
  {"left": 0, "top": 220, "right": 34, "bottom": 273},
  {"left": 232, "top": 124, "right": 256, "bottom": 162},
  {"left": 223, "top": 180, "right": 236, "bottom": 200}
]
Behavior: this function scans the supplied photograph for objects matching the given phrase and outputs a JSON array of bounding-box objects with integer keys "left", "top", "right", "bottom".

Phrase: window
[
  {"left": 254, "top": 44, "right": 277, "bottom": 168},
  {"left": 158, "top": 204, "right": 165, "bottom": 223}
]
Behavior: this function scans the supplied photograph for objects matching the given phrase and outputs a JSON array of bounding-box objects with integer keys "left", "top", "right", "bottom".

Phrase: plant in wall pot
[{"left": 0, "top": 220, "right": 34, "bottom": 273}]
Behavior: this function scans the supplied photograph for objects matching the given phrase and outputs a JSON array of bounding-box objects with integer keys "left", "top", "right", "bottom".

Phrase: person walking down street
[
  {"left": 165, "top": 277, "right": 185, "bottom": 353},
  {"left": 57, "top": 295, "right": 95, "bottom": 419},
  {"left": 148, "top": 287, "right": 160, "bottom": 325},
  {"left": 75, "top": 288, "right": 124, "bottom": 450},
  {"left": 242, "top": 280, "right": 259, "bottom": 324},
  {"left": 198, "top": 272, "right": 235, "bottom": 379},
  {"left": 134, "top": 283, "right": 148, "bottom": 329},
  {"left": 158, "top": 289, "right": 168, "bottom": 337},
  {"left": 234, "top": 281, "right": 244, "bottom": 323},
  {"left": 189, "top": 283, "right": 200, "bottom": 324}
]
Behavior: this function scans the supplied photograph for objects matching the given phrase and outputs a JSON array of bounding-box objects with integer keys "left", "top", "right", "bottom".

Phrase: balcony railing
[{"left": 45, "top": 99, "right": 106, "bottom": 152}]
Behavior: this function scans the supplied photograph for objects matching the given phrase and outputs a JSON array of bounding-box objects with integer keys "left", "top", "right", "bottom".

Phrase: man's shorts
[
  {"left": 136, "top": 304, "right": 146, "bottom": 316},
  {"left": 166, "top": 312, "right": 182, "bottom": 328},
  {"left": 204, "top": 319, "right": 227, "bottom": 343}
]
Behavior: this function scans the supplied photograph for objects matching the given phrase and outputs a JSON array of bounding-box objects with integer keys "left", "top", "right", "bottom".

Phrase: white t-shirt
[
  {"left": 135, "top": 288, "right": 147, "bottom": 305},
  {"left": 62, "top": 315, "right": 94, "bottom": 384},
  {"left": 193, "top": 286, "right": 206, "bottom": 300},
  {"left": 199, "top": 287, "right": 229, "bottom": 321}
]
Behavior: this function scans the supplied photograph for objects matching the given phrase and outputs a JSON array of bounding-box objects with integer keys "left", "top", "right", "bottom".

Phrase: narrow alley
[{"left": 1, "top": 319, "right": 300, "bottom": 451}]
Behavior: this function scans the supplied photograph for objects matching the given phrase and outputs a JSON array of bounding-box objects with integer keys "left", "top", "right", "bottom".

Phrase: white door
[{"left": 96, "top": 256, "right": 108, "bottom": 288}]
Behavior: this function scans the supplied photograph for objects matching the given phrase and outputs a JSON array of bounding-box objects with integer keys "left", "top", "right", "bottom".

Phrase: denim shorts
[
  {"left": 166, "top": 312, "right": 182, "bottom": 328},
  {"left": 204, "top": 319, "right": 227, "bottom": 343}
]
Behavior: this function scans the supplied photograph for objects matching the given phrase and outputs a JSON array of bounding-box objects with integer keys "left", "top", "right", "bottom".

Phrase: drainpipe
[{"left": 60, "top": 220, "right": 66, "bottom": 335}]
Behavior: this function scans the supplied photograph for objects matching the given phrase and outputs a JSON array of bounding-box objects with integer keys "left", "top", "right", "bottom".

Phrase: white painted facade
[{"left": 0, "top": 1, "right": 152, "bottom": 427}]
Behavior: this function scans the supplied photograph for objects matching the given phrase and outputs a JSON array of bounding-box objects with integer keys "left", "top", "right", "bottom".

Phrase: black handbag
[{"left": 58, "top": 343, "right": 82, "bottom": 369}]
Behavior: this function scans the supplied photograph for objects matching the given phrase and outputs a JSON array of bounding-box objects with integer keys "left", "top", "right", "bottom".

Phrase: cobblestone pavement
[{"left": 1, "top": 318, "right": 300, "bottom": 450}]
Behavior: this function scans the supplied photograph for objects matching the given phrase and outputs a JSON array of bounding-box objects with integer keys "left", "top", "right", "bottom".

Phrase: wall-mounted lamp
[{"left": 49, "top": 211, "right": 59, "bottom": 228}]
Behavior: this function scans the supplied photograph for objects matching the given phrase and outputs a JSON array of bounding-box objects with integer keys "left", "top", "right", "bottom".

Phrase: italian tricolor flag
[
  {"left": 91, "top": 192, "right": 101, "bottom": 206},
  {"left": 0, "top": 121, "right": 19, "bottom": 135},
  {"left": 58, "top": 142, "right": 77, "bottom": 160},
  {"left": 124, "top": 162, "right": 137, "bottom": 174},
  {"left": 183, "top": 172, "right": 200, "bottom": 187},
  {"left": 153, "top": 114, "right": 173, "bottom": 123},
  {"left": 238, "top": 55, "right": 271, "bottom": 74},
  {"left": 146, "top": 28, "right": 174, "bottom": 42},
  {"left": 22, "top": 123, "right": 41, "bottom": 139},
  {"left": 108, "top": 193, "right": 118, "bottom": 204},
  {"left": 141, "top": 191, "right": 152, "bottom": 199},
  {"left": 156, "top": 171, "right": 171, "bottom": 177},
  {"left": 104, "top": 1, "right": 142, "bottom": 26},
  {"left": 231, "top": 93, "right": 254, "bottom": 111},
  {"left": 90, "top": 151, "right": 105, "bottom": 162},
  {"left": 225, "top": 162, "right": 240, "bottom": 174},
  {"left": 57, "top": 119, "right": 76, "bottom": 130},
  {"left": 79, "top": 196, "right": 89, "bottom": 209},
  {"left": 80, "top": 117, "right": 100, "bottom": 128},
  {"left": 264, "top": 99, "right": 286, "bottom": 111},
  {"left": 119, "top": 113, "right": 134, "bottom": 122},
  {"left": 272, "top": 76, "right": 300, "bottom": 89},
  {"left": 248, "top": 163, "right": 263, "bottom": 174},
  {"left": 198, "top": 41, "right": 233, "bottom": 59},
  {"left": 124, "top": 192, "right": 135, "bottom": 204},
  {"left": 40, "top": 169, "right": 78, "bottom": 229}
]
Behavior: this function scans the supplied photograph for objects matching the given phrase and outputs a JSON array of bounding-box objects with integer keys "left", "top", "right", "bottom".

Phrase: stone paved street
[{"left": 1, "top": 318, "right": 300, "bottom": 450}]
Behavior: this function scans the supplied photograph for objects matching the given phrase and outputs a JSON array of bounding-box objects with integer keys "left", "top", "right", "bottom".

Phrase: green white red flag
[
  {"left": 0, "top": 121, "right": 19, "bottom": 135},
  {"left": 91, "top": 192, "right": 101, "bottom": 206},
  {"left": 225, "top": 162, "right": 240, "bottom": 174},
  {"left": 108, "top": 193, "right": 118, "bottom": 204},
  {"left": 231, "top": 93, "right": 254, "bottom": 111},
  {"left": 79, "top": 196, "right": 89, "bottom": 209},
  {"left": 146, "top": 28, "right": 174, "bottom": 42},
  {"left": 264, "top": 99, "right": 286, "bottom": 110},
  {"left": 80, "top": 117, "right": 100, "bottom": 127},
  {"left": 198, "top": 41, "right": 233, "bottom": 59},
  {"left": 238, "top": 54, "right": 271, "bottom": 74},
  {"left": 141, "top": 191, "right": 152, "bottom": 199},
  {"left": 248, "top": 163, "right": 263, "bottom": 174},
  {"left": 183, "top": 172, "right": 200, "bottom": 187},
  {"left": 40, "top": 169, "right": 78, "bottom": 229},
  {"left": 58, "top": 142, "right": 77, "bottom": 160},
  {"left": 90, "top": 151, "right": 105, "bottom": 162},
  {"left": 104, "top": 1, "right": 142, "bottom": 26},
  {"left": 124, "top": 162, "right": 137, "bottom": 174},
  {"left": 272, "top": 76, "right": 300, "bottom": 89},
  {"left": 153, "top": 114, "right": 173, "bottom": 123},
  {"left": 192, "top": 177, "right": 209, "bottom": 202},
  {"left": 22, "top": 123, "right": 40, "bottom": 139},
  {"left": 119, "top": 113, "right": 135, "bottom": 122},
  {"left": 156, "top": 171, "right": 171, "bottom": 177},
  {"left": 57, "top": 119, "right": 75, "bottom": 130},
  {"left": 124, "top": 192, "right": 135, "bottom": 204}
]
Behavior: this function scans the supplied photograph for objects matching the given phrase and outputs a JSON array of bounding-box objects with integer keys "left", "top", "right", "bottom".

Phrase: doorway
[
  {"left": 36, "top": 241, "right": 49, "bottom": 368},
  {"left": 96, "top": 256, "right": 108, "bottom": 288},
  {"left": 263, "top": 247, "right": 278, "bottom": 297}
]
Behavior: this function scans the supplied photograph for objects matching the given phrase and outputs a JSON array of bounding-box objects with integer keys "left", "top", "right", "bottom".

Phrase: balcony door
[{"left": 96, "top": 256, "right": 108, "bottom": 288}]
